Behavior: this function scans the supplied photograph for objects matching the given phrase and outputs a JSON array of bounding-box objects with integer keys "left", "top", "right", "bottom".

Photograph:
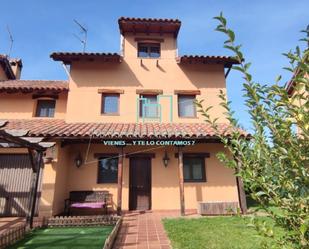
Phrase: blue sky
[{"left": 0, "top": 0, "right": 308, "bottom": 131}]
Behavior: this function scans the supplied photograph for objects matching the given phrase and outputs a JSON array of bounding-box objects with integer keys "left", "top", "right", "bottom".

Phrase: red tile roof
[
  {"left": 1, "top": 119, "right": 248, "bottom": 139},
  {"left": 118, "top": 17, "right": 181, "bottom": 24},
  {"left": 50, "top": 52, "right": 121, "bottom": 64},
  {"left": 0, "top": 80, "right": 68, "bottom": 92},
  {"left": 177, "top": 55, "right": 240, "bottom": 67},
  {"left": 118, "top": 17, "right": 181, "bottom": 37}
]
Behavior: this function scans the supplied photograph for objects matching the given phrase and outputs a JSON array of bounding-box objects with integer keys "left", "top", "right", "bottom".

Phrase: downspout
[
  {"left": 224, "top": 65, "right": 232, "bottom": 79},
  {"left": 61, "top": 62, "right": 71, "bottom": 78}
]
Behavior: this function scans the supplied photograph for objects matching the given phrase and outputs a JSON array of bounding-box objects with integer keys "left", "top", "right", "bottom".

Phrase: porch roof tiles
[
  {"left": 118, "top": 17, "right": 181, "bottom": 37},
  {"left": 1, "top": 119, "right": 248, "bottom": 139},
  {"left": 0, "top": 80, "right": 69, "bottom": 92},
  {"left": 50, "top": 52, "right": 122, "bottom": 64},
  {"left": 177, "top": 55, "right": 240, "bottom": 67}
]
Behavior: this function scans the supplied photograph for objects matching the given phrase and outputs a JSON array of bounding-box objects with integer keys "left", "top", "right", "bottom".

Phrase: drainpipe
[
  {"left": 224, "top": 66, "right": 232, "bottom": 79},
  {"left": 61, "top": 62, "right": 71, "bottom": 78}
]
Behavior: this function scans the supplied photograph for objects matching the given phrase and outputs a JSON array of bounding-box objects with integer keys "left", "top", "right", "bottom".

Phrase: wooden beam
[
  {"left": 0, "top": 130, "right": 44, "bottom": 151},
  {"left": 97, "top": 89, "right": 124, "bottom": 94},
  {"left": 0, "top": 120, "right": 8, "bottom": 127},
  {"left": 136, "top": 89, "right": 163, "bottom": 95},
  {"left": 117, "top": 147, "right": 124, "bottom": 216},
  {"left": 174, "top": 90, "right": 201, "bottom": 95},
  {"left": 125, "top": 153, "right": 155, "bottom": 158},
  {"left": 177, "top": 146, "right": 185, "bottom": 216},
  {"left": 28, "top": 148, "right": 37, "bottom": 172},
  {"left": 174, "top": 152, "right": 210, "bottom": 158},
  {"left": 236, "top": 175, "right": 247, "bottom": 214},
  {"left": 234, "top": 155, "right": 247, "bottom": 214},
  {"left": 32, "top": 94, "right": 59, "bottom": 99},
  {"left": 94, "top": 153, "right": 118, "bottom": 158},
  {"left": 60, "top": 138, "right": 222, "bottom": 147},
  {"left": 28, "top": 150, "right": 44, "bottom": 228},
  {"left": 134, "top": 37, "right": 164, "bottom": 43}
]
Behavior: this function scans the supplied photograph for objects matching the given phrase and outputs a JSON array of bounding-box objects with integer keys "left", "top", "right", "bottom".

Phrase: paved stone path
[{"left": 113, "top": 211, "right": 186, "bottom": 249}]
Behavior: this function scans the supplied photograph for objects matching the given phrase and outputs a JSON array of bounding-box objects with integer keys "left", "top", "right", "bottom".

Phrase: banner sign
[{"left": 102, "top": 140, "right": 196, "bottom": 146}]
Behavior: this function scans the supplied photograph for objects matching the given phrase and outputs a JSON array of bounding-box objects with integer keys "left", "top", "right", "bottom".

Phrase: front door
[{"left": 129, "top": 157, "right": 151, "bottom": 210}]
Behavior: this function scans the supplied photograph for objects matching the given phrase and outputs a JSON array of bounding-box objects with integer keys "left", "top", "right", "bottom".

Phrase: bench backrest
[{"left": 69, "top": 191, "right": 112, "bottom": 203}]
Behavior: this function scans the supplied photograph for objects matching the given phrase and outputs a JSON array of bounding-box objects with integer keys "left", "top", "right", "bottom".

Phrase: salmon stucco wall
[
  {"left": 65, "top": 33, "right": 228, "bottom": 124},
  {"left": 41, "top": 142, "right": 239, "bottom": 215},
  {"left": 38, "top": 143, "right": 71, "bottom": 217},
  {"left": 0, "top": 93, "right": 67, "bottom": 119}
]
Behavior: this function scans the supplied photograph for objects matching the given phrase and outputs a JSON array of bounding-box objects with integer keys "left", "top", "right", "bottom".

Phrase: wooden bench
[{"left": 64, "top": 191, "right": 112, "bottom": 215}]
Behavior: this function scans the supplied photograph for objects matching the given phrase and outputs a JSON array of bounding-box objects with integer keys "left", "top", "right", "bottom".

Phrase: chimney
[{"left": 9, "top": 58, "right": 22, "bottom": 79}]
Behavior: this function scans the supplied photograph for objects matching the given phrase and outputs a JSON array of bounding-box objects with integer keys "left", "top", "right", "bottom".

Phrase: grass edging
[
  {"left": 3, "top": 215, "right": 122, "bottom": 249},
  {"left": 103, "top": 217, "right": 122, "bottom": 249}
]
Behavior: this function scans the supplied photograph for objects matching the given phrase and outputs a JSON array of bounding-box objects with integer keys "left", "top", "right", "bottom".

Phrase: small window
[
  {"left": 139, "top": 95, "right": 158, "bottom": 118},
  {"left": 35, "top": 99, "right": 55, "bottom": 117},
  {"left": 101, "top": 94, "right": 119, "bottom": 115},
  {"left": 97, "top": 157, "right": 118, "bottom": 183},
  {"left": 138, "top": 43, "right": 160, "bottom": 58},
  {"left": 183, "top": 157, "right": 206, "bottom": 182},
  {"left": 178, "top": 95, "right": 196, "bottom": 118}
]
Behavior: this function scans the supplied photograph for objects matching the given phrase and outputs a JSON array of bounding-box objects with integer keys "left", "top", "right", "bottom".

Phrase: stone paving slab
[{"left": 113, "top": 210, "right": 198, "bottom": 249}]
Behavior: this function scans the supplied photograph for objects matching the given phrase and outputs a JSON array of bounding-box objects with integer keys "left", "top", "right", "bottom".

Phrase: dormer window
[
  {"left": 35, "top": 99, "right": 56, "bottom": 117},
  {"left": 138, "top": 43, "right": 160, "bottom": 58}
]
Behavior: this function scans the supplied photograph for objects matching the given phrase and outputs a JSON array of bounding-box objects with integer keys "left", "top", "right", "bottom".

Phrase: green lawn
[
  {"left": 8, "top": 226, "right": 114, "bottom": 249},
  {"left": 163, "top": 217, "right": 284, "bottom": 249}
]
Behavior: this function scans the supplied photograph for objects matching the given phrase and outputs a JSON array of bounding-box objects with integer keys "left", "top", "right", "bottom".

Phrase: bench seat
[{"left": 65, "top": 191, "right": 112, "bottom": 215}]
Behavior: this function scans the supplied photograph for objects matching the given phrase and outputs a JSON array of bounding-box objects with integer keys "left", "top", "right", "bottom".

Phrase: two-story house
[{"left": 0, "top": 17, "right": 247, "bottom": 217}]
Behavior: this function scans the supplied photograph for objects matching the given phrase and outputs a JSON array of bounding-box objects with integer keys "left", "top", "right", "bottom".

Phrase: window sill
[
  {"left": 178, "top": 116, "right": 198, "bottom": 119},
  {"left": 138, "top": 57, "right": 161, "bottom": 60},
  {"left": 97, "top": 182, "right": 118, "bottom": 184},
  {"left": 33, "top": 116, "right": 55, "bottom": 118},
  {"left": 139, "top": 116, "right": 160, "bottom": 119},
  {"left": 100, "top": 113, "right": 120, "bottom": 116},
  {"left": 184, "top": 180, "right": 207, "bottom": 183}
]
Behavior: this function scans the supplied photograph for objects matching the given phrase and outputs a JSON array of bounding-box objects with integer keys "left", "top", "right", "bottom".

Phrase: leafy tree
[{"left": 196, "top": 13, "right": 309, "bottom": 248}]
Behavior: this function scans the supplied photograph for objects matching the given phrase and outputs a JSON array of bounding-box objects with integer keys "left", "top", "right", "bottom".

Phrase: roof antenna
[
  {"left": 73, "top": 19, "right": 87, "bottom": 52},
  {"left": 6, "top": 25, "right": 14, "bottom": 58}
]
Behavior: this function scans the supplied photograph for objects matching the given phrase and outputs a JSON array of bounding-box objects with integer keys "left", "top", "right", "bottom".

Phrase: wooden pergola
[{"left": 0, "top": 120, "right": 55, "bottom": 228}]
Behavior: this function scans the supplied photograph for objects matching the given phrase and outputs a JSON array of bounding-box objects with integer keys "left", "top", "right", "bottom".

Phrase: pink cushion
[{"left": 71, "top": 202, "right": 105, "bottom": 209}]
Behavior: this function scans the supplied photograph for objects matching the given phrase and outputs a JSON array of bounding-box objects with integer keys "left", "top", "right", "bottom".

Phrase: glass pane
[
  {"left": 36, "top": 100, "right": 55, "bottom": 117},
  {"left": 140, "top": 95, "right": 158, "bottom": 118},
  {"left": 138, "top": 45, "right": 148, "bottom": 58},
  {"left": 192, "top": 161, "right": 203, "bottom": 180},
  {"left": 103, "top": 95, "right": 118, "bottom": 114},
  {"left": 150, "top": 46, "right": 160, "bottom": 58},
  {"left": 178, "top": 95, "right": 195, "bottom": 117},
  {"left": 98, "top": 158, "right": 118, "bottom": 183},
  {"left": 183, "top": 164, "right": 191, "bottom": 180},
  {"left": 183, "top": 157, "right": 204, "bottom": 181}
]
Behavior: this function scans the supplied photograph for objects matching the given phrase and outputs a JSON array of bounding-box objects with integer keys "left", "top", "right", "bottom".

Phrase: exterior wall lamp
[
  {"left": 163, "top": 150, "right": 170, "bottom": 167},
  {"left": 75, "top": 152, "right": 83, "bottom": 168}
]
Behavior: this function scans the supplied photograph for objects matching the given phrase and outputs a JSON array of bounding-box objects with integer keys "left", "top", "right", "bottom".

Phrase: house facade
[{"left": 0, "top": 17, "right": 247, "bottom": 217}]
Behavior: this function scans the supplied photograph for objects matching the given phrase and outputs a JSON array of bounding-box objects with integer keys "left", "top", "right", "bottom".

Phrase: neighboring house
[
  {"left": 0, "top": 17, "right": 247, "bottom": 217},
  {"left": 0, "top": 55, "right": 22, "bottom": 81}
]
